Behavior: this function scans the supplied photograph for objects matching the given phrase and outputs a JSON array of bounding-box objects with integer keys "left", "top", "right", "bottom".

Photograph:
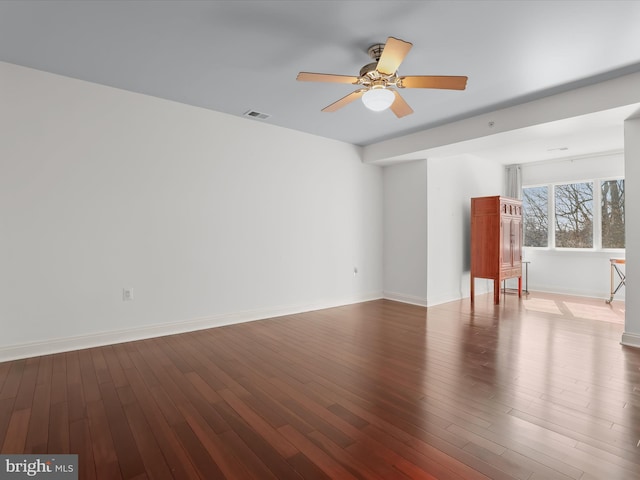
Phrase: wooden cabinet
[{"left": 470, "top": 196, "right": 522, "bottom": 304}]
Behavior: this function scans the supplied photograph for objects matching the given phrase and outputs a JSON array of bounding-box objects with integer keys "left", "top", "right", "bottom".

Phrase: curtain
[{"left": 505, "top": 164, "right": 522, "bottom": 199}]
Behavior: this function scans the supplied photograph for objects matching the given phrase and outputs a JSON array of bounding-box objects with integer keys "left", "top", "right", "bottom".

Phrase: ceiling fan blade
[
  {"left": 297, "top": 72, "right": 359, "bottom": 84},
  {"left": 321, "top": 90, "right": 365, "bottom": 112},
  {"left": 400, "top": 75, "right": 468, "bottom": 90},
  {"left": 376, "top": 37, "right": 413, "bottom": 75},
  {"left": 389, "top": 91, "right": 414, "bottom": 118}
]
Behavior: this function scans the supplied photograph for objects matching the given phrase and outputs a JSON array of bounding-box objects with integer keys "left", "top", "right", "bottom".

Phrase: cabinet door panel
[
  {"left": 501, "top": 217, "right": 512, "bottom": 269},
  {"left": 512, "top": 217, "right": 522, "bottom": 264}
]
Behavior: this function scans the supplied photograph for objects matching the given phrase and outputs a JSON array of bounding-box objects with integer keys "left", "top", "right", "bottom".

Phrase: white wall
[
  {"left": 622, "top": 118, "right": 640, "bottom": 348},
  {"left": 522, "top": 153, "right": 624, "bottom": 185},
  {"left": 426, "top": 155, "right": 504, "bottom": 306},
  {"left": 0, "top": 62, "right": 384, "bottom": 360},
  {"left": 521, "top": 153, "right": 625, "bottom": 298},
  {"left": 382, "top": 160, "right": 427, "bottom": 305},
  {"left": 382, "top": 154, "right": 503, "bottom": 307}
]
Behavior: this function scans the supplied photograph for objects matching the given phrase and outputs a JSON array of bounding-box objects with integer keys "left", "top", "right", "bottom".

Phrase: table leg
[{"left": 606, "top": 262, "right": 614, "bottom": 304}]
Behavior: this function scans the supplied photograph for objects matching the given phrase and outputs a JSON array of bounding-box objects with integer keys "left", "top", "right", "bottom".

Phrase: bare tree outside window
[
  {"left": 555, "top": 182, "right": 593, "bottom": 248},
  {"left": 601, "top": 179, "right": 625, "bottom": 248},
  {"left": 523, "top": 186, "right": 548, "bottom": 247}
]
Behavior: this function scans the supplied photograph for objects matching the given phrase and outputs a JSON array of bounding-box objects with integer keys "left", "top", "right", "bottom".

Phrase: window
[
  {"left": 523, "top": 186, "right": 548, "bottom": 247},
  {"left": 554, "top": 182, "right": 593, "bottom": 248},
  {"left": 601, "top": 179, "right": 625, "bottom": 248},
  {"left": 522, "top": 178, "right": 624, "bottom": 250}
]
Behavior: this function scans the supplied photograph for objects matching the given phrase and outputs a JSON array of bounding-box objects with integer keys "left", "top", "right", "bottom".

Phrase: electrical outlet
[{"left": 123, "top": 288, "right": 134, "bottom": 301}]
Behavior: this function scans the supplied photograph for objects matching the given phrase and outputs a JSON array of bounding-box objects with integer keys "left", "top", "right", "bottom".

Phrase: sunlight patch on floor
[
  {"left": 564, "top": 302, "right": 624, "bottom": 324},
  {"left": 523, "top": 298, "right": 563, "bottom": 315}
]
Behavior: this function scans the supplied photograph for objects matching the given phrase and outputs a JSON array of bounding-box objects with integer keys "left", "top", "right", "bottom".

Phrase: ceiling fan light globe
[{"left": 362, "top": 88, "right": 394, "bottom": 112}]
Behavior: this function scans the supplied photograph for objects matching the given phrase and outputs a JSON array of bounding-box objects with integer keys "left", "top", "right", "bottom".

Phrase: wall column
[{"left": 622, "top": 117, "right": 640, "bottom": 347}]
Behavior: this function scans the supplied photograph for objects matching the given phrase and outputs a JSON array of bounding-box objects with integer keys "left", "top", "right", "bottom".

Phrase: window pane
[
  {"left": 601, "top": 179, "right": 625, "bottom": 248},
  {"left": 554, "top": 182, "right": 593, "bottom": 248},
  {"left": 523, "top": 186, "right": 548, "bottom": 247}
]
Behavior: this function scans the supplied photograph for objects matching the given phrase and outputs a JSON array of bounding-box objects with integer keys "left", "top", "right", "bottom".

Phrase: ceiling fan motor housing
[
  {"left": 359, "top": 62, "right": 380, "bottom": 78},
  {"left": 367, "top": 43, "right": 385, "bottom": 61},
  {"left": 361, "top": 43, "right": 399, "bottom": 86}
]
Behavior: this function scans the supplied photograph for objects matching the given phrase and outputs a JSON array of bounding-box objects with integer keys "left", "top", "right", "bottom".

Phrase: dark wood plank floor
[{"left": 1, "top": 292, "right": 638, "bottom": 479}]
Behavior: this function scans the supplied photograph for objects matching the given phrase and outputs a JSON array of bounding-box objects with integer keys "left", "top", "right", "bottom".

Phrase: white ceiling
[{"left": 2, "top": 0, "right": 640, "bottom": 159}]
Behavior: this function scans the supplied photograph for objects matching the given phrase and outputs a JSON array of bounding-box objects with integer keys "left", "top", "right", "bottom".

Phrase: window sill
[{"left": 523, "top": 247, "right": 625, "bottom": 256}]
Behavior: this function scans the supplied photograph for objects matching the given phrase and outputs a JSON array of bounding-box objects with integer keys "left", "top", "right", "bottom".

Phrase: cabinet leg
[
  {"left": 518, "top": 276, "right": 522, "bottom": 298},
  {"left": 470, "top": 276, "right": 474, "bottom": 303},
  {"left": 494, "top": 279, "right": 500, "bottom": 305}
]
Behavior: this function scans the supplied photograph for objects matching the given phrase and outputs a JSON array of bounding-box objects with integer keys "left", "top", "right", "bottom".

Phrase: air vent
[{"left": 243, "top": 110, "right": 271, "bottom": 120}]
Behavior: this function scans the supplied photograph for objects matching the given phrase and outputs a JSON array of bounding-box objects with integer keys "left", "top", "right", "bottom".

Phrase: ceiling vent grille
[{"left": 243, "top": 110, "right": 271, "bottom": 120}]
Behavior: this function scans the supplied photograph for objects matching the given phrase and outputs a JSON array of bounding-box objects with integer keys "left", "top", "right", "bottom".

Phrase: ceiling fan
[{"left": 297, "top": 37, "right": 468, "bottom": 118}]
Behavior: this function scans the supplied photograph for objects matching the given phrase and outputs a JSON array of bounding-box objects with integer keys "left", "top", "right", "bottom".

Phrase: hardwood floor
[{"left": 1, "top": 292, "right": 638, "bottom": 479}]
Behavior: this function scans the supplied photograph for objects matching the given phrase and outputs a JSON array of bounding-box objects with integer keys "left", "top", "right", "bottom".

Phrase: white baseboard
[
  {"left": 383, "top": 291, "right": 427, "bottom": 307},
  {"left": 529, "top": 286, "right": 625, "bottom": 301},
  {"left": 0, "top": 292, "right": 383, "bottom": 363},
  {"left": 426, "top": 294, "right": 465, "bottom": 307},
  {"left": 384, "top": 291, "right": 477, "bottom": 308},
  {"left": 621, "top": 332, "right": 640, "bottom": 349}
]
